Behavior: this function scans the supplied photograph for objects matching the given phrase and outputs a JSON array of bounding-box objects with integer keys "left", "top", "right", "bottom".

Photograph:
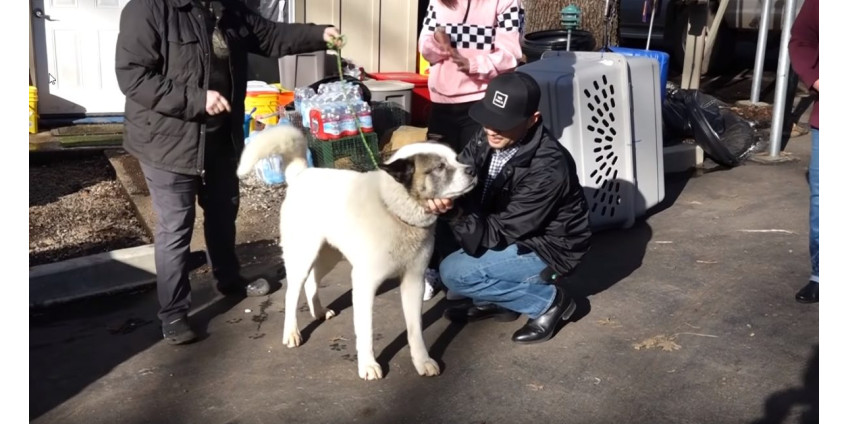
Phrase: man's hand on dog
[{"left": 425, "top": 198, "right": 454, "bottom": 214}]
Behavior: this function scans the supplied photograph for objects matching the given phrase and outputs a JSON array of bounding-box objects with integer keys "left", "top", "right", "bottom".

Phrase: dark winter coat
[
  {"left": 115, "top": 0, "right": 328, "bottom": 175},
  {"left": 447, "top": 120, "right": 592, "bottom": 276}
]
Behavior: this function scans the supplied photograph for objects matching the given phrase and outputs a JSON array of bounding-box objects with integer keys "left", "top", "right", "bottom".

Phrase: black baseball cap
[{"left": 469, "top": 71, "right": 541, "bottom": 131}]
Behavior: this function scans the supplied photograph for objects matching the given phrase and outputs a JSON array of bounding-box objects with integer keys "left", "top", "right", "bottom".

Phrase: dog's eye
[{"left": 426, "top": 162, "right": 447, "bottom": 175}]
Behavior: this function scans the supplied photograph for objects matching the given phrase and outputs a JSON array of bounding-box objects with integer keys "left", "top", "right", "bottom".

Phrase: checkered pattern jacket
[{"left": 418, "top": 0, "right": 524, "bottom": 104}]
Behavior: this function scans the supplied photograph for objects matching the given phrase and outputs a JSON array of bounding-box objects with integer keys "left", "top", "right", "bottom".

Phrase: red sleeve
[{"left": 788, "top": 0, "right": 819, "bottom": 91}]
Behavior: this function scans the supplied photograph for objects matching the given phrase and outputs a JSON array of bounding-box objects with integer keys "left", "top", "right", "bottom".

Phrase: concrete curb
[{"left": 30, "top": 244, "right": 157, "bottom": 308}]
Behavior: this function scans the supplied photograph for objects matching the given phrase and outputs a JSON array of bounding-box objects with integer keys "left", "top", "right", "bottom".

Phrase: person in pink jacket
[
  {"left": 419, "top": 0, "right": 524, "bottom": 151},
  {"left": 418, "top": 0, "right": 525, "bottom": 301}
]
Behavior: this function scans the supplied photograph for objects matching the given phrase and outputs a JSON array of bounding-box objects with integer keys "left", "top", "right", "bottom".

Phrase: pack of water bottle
[{"left": 294, "top": 81, "right": 373, "bottom": 141}]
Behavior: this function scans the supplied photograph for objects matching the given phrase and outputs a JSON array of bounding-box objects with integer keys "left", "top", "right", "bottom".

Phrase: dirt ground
[
  {"left": 29, "top": 152, "right": 150, "bottom": 267},
  {"left": 29, "top": 150, "right": 286, "bottom": 267}
]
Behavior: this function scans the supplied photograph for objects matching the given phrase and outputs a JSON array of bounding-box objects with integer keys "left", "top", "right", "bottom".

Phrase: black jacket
[
  {"left": 115, "top": 0, "right": 328, "bottom": 175},
  {"left": 447, "top": 121, "right": 592, "bottom": 276}
]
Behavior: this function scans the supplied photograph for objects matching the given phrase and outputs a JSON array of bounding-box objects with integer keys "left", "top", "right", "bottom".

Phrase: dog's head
[{"left": 379, "top": 142, "right": 477, "bottom": 201}]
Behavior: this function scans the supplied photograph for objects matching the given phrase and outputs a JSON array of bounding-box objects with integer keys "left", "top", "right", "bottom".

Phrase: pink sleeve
[
  {"left": 468, "top": 0, "right": 524, "bottom": 79},
  {"left": 418, "top": 1, "right": 451, "bottom": 64}
]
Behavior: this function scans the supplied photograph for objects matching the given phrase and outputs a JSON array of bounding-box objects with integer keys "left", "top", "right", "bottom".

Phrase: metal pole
[
  {"left": 750, "top": 0, "right": 774, "bottom": 103},
  {"left": 768, "top": 0, "right": 799, "bottom": 157},
  {"left": 646, "top": 0, "right": 657, "bottom": 50}
]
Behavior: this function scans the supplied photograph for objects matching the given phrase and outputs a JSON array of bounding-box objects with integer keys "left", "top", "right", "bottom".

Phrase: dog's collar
[
  {"left": 382, "top": 198, "right": 436, "bottom": 228},
  {"left": 377, "top": 173, "right": 438, "bottom": 228}
]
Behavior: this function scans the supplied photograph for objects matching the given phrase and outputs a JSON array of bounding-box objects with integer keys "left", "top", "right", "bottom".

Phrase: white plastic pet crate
[{"left": 517, "top": 51, "right": 665, "bottom": 230}]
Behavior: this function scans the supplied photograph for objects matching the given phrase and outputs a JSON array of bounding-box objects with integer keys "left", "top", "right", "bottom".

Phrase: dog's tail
[{"left": 236, "top": 125, "right": 309, "bottom": 183}]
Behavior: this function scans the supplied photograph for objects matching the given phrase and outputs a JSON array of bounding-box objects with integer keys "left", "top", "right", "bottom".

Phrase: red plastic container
[{"left": 369, "top": 72, "right": 431, "bottom": 127}]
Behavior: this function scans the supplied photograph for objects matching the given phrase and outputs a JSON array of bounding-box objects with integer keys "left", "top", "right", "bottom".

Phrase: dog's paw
[
  {"left": 282, "top": 328, "right": 302, "bottom": 348},
  {"left": 324, "top": 309, "right": 336, "bottom": 320},
  {"left": 413, "top": 357, "right": 441, "bottom": 377},
  {"left": 358, "top": 361, "right": 383, "bottom": 380}
]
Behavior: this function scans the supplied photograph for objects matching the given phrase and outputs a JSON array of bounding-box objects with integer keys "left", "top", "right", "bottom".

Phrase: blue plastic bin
[{"left": 605, "top": 46, "right": 669, "bottom": 102}]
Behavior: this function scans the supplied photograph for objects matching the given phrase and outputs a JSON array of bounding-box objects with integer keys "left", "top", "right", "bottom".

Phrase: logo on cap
[{"left": 493, "top": 91, "right": 508, "bottom": 109}]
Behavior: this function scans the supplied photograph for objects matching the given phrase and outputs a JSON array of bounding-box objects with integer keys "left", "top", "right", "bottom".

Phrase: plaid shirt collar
[{"left": 483, "top": 144, "right": 520, "bottom": 197}]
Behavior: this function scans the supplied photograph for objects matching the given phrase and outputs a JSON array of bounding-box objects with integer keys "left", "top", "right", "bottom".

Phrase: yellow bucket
[
  {"left": 244, "top": 91, "right": 279, "bottom": 134},
  {"left": 418, "top": 52, "right": 430, "bottom": 76},
  {"left": 29, "top": 86, "right": 38, "bottom": 134}
]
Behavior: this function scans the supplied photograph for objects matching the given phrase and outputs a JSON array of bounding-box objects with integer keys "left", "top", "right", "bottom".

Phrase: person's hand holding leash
[{"left": 324, "top": 26, "right": 344, "bottom": 49}]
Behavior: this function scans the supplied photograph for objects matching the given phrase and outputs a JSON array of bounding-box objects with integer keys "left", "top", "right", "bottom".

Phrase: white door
[{"left": 31, "top": 0, "right": 129, "bottom": 115}]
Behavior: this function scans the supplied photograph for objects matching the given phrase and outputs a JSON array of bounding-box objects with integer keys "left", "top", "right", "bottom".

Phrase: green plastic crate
[{"left": 307, "top": 132, "right": 380, "bottom": 172}]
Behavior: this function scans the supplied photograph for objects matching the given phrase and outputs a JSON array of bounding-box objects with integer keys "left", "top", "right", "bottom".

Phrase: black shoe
[
  {"left": 162, "top": 316, "right": 198, "bottom": 345},
  {"left": 511, "top": 286, "right": 576, "bottom": 344},
  {"left": 795, "top": 281, "right": 819, "bottom": 304},
  {"left": 467, "top": 304, "right": 520, "bottom": 322},
  {"left": 443, "top": 303, "right": 520, "bottom": 323},
  {"left": 217, "top": 277, "right": 271, "bottom": 297},
  {"left": 443, "top": 305, "right": 472, "bottom": 323}
]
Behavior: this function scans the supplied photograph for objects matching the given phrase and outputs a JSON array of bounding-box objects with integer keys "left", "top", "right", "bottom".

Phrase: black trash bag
[
  {"left": 662, "top": 89, "right": 755, "bottom": 167},
  {"left": 663, "top": 89, "right": 725, "bottom": 138},
  {"left": 661, "top": 89, "right": 692, "bottom": 139}
]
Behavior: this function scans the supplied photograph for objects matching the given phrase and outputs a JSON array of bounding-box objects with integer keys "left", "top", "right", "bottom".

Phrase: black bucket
[{"left": 521, "top": 29, "right": 595, "bottom": 63}]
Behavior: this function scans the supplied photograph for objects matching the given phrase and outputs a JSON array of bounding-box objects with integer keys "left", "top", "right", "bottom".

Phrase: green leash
[{"left": 327, "top": 36, "right": 379, "bottom": 169}]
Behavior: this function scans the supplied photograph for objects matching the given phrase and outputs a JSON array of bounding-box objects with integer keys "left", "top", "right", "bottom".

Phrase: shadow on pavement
[
  {"left": 30, "top": 288, "right": 162, "bottom": 420},
  {"left": 751, "top": 345, "right": 819, "bottom": 424},
  {"left": 29, "top": 239, "right": 281, "bottom": 421},
  {"left": 565, "top": 221, "right": 653, "bottom": 299}
]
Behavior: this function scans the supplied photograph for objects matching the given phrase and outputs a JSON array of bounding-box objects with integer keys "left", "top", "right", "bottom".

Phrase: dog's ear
[{"left": 379, "top": 157, "right": 415, "bottom": 188}]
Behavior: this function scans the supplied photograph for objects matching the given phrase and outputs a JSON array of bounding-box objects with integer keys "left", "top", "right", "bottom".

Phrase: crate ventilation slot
[{"left": 583, "top": 74, "right": 621, "bottom": 218}]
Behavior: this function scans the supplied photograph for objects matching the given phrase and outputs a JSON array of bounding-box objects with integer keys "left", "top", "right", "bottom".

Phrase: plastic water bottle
[
  {"left": 300, "top": 98, "right": 314, "bottom": 129},
  {"left": 339, "top": 104, "right": 358, "bottom": 137},
  {"left": 343, "top": 83, "right": 363, "bottom": 102},
  {"left": 323, "top": 104, "right": 342, "bottom": 139},
  {"left": 294, "top": 87, "right": 315, "bottom": 116},
  {"left": 318, "top": 81, "right": 342, "bottom": 95},
  {"left": 310, "top": 103, "right": 340, "bottom": 140},
  {"left": 355, "top": 101, "right": 374, "bottom": 133},
  {"left": 244, "top": 127, "right": 285, "bottom": 185}
]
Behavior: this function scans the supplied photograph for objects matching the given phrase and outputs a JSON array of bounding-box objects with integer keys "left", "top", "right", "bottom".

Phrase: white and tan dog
[{"left": 236, "top": 125, "right": 476, "bottom": 380}]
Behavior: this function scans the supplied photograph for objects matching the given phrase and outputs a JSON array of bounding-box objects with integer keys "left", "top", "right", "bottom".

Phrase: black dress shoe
[
  {"left": 795, "top": 281, "right": 819, "bottom": 304},
  {"left": 443, "top": 304, "right": 520, "bottom": 323},
  {"left": 512, "top": 286, "right": 576, "bottom": 344},
  {"left": 467, "top": 304, "right": 520, "bottom": 322},
  {"left": 443, "top": 305, "right": 472, "bottom": 323}
]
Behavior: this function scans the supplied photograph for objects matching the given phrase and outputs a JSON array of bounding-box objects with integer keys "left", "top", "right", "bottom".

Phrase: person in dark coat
[
  {"left": 426, "top": 71, "right": 591, "bottom": 344},
  {"left": 788, "top": 0, "right": 819, "bottom": 304},
  {"left": 115, "top": 0, "right": 341, "bottom": 344}
]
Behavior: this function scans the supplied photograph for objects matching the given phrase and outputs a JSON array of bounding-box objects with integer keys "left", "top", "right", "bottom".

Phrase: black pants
[
  {"left": 140, "top": 149, "right": 241, "bottom": 322},
  {"left": 426, "top": 101, "right": 481, "bottom": 270},
  {"left": 426, "top": 101, "right": 482, "bottom": 153}
]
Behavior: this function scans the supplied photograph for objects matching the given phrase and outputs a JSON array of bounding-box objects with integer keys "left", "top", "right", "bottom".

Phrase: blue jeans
[
  {"left": 439, "top": 245, "right": 555, "bottom": 319},
  {"left": 809, "top": 129, "right": 819, "bottom": 282}
]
